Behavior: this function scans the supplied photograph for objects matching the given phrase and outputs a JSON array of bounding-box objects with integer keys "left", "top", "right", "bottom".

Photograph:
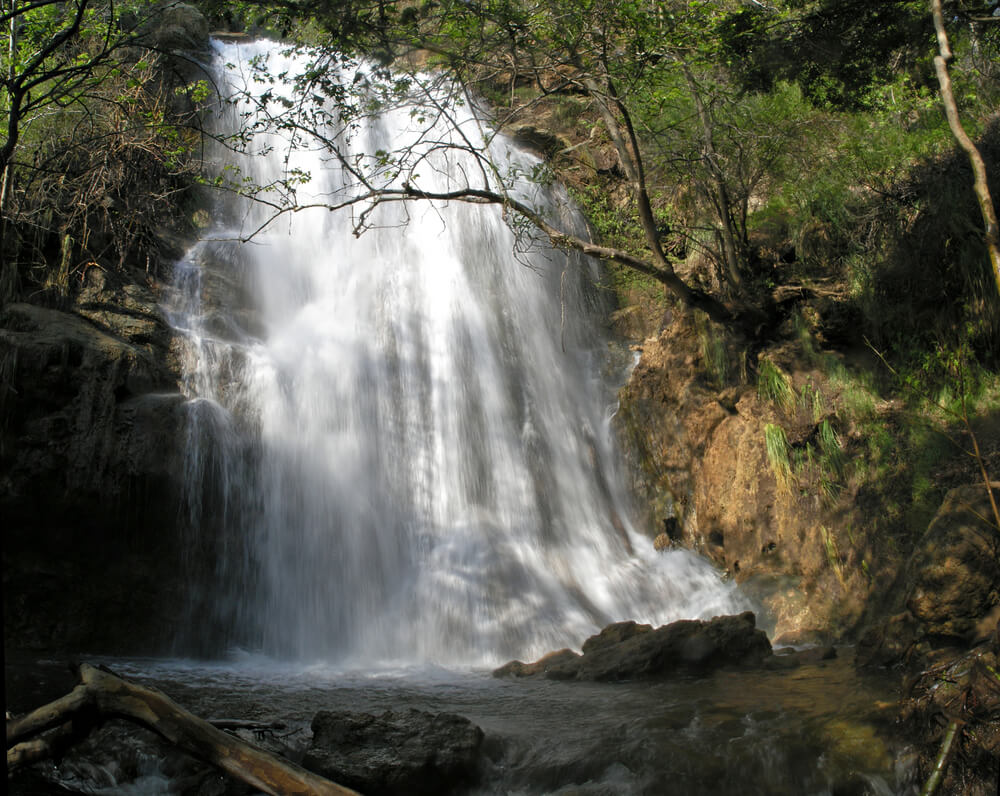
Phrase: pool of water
[{"left": 7, "top": 649, "right": 913, "bottom": 795}]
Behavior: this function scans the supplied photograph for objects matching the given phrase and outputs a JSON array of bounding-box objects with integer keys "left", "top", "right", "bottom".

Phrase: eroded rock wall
[
  {"left": 1, "top": 269, "right": 187, "bottom": 652},
  {"left": 1, "top": 0, "right": 211, "bottom": 656},
  {"left": 615, "top": 312, "right": 888, "bottom": 642}
]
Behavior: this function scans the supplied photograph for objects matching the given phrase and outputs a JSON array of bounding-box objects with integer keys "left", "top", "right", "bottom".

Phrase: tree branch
[{"left": 931, "top": 0, "right": 1000, "bottom": 298}]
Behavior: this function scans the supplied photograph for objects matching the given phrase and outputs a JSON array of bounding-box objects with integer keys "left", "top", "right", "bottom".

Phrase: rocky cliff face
[
  {"left": 614, "top": 306, "right": 1000, "bottom": 660},
  {"left": 0, "top": 0, "right": 211, "bottom": 656},
  {"left": 859, "top": 482, "right": 1000, "bottom": 666},
  {"left": 614, "top": 311, "right": 903, "bottom": 643},
  {"left": 1, "top": 261, "right": 188, "bottom": 653}
]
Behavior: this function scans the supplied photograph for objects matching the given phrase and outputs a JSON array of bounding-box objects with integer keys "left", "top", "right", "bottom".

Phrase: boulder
[
  {"left": 302, "top": 709, "right": 485, "bottom": 796},
  {"left": 493, "top": 612, "right": 773, "bottom": 681},
  {"left": 505, "top": 124, "right": 569, "bottom": 158},
  {"left": 858, "top": 483, "right": 1000, "bottom": 667},
  {"left": 905, "top": 483, "right": 1000, "bottom": 641}
]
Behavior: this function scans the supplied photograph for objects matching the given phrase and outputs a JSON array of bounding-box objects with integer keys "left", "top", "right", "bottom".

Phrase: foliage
[
  {"left": 200, "top": 0, "right": 859, "bottom": 327},
  {"left": 727, "top": 0, "right": 934, "bottom": 111},
  {"left": 757, "top": 358, "right": 793, "bottom": 410},
  {"left": 194, "top": 0, "right": 1000, "bottom": 357},
  {"left": 1, "top": 0, "right": 205, "bottom": 301},
  {"left": 851, "top": 122, "right": 1000, "bottom": 371}
]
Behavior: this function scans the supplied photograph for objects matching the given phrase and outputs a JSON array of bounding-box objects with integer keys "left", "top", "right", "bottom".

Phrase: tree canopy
[
  {"left": 4, "top": 0, "right": 999, "bottom": 352},
  {"left": 199, "top": 0, "right": 998, "bottom": 342},
  {"left": 1, "top": 0, "right": 206, "bottom": 300}
]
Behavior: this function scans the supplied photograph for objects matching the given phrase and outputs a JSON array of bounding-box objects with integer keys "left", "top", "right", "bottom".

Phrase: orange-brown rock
[{"left": 615, "top": 312, "right": 876, "bottom": 640}]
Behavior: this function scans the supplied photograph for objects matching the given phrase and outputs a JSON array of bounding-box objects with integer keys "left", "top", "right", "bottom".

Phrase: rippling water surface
[{"left": 10, "top": 652, "right": 908, "bottom": 795}]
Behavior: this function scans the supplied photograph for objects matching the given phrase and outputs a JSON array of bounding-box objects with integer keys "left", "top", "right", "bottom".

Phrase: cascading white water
[{"left": 167, "top": 39, "right": 746, "bottom": 666}]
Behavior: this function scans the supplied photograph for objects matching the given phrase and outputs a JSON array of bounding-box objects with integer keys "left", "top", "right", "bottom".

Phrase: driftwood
[{"left": 6, "top": 663, "right": 360, "bottom": 795}]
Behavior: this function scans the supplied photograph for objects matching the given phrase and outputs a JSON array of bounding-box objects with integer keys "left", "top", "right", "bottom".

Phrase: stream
[{"left": 9, "top": 650, "right": 909, "bottom": 795}]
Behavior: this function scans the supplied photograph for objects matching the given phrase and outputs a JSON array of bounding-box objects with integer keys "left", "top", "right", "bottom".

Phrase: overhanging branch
[{"left": 931, "top": 0, "right": 1000, "bottom": 298}]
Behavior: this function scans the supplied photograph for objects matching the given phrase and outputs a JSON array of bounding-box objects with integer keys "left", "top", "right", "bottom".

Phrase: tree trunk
[{"left": 679, "top": 62, "right": 744, "bottom": 292}]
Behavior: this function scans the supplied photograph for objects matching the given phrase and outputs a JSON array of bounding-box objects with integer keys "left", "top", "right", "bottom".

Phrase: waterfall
[{"left": 166, "top": 39, "right": 745, "bottom": 666}]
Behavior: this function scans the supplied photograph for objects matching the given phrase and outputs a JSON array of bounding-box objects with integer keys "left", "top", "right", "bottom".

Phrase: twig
[{"left": 920, "top": 719, "right": 962, "bottom": 796}]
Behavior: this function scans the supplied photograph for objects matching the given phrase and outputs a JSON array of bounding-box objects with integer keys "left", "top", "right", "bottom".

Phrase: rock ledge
[{"left": 493, "top": 611, "right": 773, "bottom": 681}]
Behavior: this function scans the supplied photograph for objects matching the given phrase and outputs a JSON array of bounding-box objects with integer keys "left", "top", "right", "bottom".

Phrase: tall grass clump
[
  {"left": 765, "top": 423, "right": 792, "bottom": 490},
  {"left": 758, "top": 358, "right": 793, "bottom": 410},
  {"left": 696, "top": 313, "right": 731, "bottom": 388}
]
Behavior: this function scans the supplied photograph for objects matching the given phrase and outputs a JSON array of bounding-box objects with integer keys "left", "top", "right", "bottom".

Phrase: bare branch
[{"left": 931, "top": 0, "right": 1000, "bottom": 297}]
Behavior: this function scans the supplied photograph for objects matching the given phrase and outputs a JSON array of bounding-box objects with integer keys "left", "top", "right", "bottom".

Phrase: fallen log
[
  {"left": 7, "top": 721, "right": 80, "bottom": 770},
  {"left": 7, "top": 663, "right": 360, "bottom": 796}
]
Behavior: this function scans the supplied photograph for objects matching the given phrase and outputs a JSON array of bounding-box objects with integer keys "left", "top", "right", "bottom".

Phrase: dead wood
[{"left": 6, "top": 663, "right": 360, "bottom": 796}]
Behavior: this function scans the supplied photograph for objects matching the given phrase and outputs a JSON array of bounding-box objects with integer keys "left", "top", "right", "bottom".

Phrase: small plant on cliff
[
  {"left": 757, "top": 358, "right": 794, "bottom": 410},
  {"left": 797, "top": 379, "right": 833, "bottom": 426},
  {"left": 819, "top": 525, "right": 847, "bottom": 588},
  {"left": 696, "top": 313, "right": 732, "bottom": 388},
  {"left": 818, "top": 419, "right": 846, "bottom": 481},
  {"left": 764, "top": 423, "right": 792, "bottom": 491}
]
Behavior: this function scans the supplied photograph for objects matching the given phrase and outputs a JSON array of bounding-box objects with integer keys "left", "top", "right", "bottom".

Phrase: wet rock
[
  {"left": 1, "top": 274, "right": 187, "bottom": 652},
  {"left": 581, "top": 620, "right": 653, "bottom": 654},
  {"left": 505, "top": 124, "right": 569, "bottom": 158},
  {"left": 652, "top": 532, "right": 672, "bottom": 551},
  {"left": 493, "top": 612, "right": 772, "bottom": 681},
  {"left": 492, "top": 648, "right": 581, "bottom": 679},
  {"left": 765, "top": 645, "right": 837, "bottom": 670},
  {"left": 772, "top": 627, "right": 836, "bottom": 648},
  {"left": 132, "top": 1, "right": 210, "bottom": 54},
  {"left": 303, "top": 709, "right": 485, "bottom": 796}
]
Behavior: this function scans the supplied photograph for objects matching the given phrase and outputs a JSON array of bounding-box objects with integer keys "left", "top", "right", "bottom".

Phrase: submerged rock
[
  {"left": 493, "top": 612, "right": 773, "bottom": 681},
  {"left": 303, "top": 708, "right": 485, "bottom": 796}
]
